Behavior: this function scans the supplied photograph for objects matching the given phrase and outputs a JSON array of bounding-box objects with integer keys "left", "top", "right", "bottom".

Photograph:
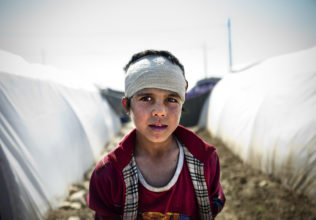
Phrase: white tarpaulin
[
  {"left": 203, "top": 46, "right": 316, "bottom": 199},
  {"left": 0, "top": 50, "right": 121, "bottom": 219}
]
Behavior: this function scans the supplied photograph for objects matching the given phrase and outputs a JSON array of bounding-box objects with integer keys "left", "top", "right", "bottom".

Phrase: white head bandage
[{"left": 125, "top": 55, "right": 187, "bottom": 102}]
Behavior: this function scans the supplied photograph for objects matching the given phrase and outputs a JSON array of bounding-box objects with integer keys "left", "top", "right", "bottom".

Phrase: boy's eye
[
  {"left": 167, "top": 97, "right": 178, "bottom": 103},
  {"left": 140, "top": 96, "right": 152, "bottom": 102}
]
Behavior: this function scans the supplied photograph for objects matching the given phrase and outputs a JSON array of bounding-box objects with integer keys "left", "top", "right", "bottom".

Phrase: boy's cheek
[{"left": 170, "top": 106, "right": 182, "bottom": 115}]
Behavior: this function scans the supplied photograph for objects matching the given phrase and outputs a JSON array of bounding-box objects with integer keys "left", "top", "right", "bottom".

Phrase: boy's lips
[{"left": 149, "top": 124, "right": 168, "bottom": 131}]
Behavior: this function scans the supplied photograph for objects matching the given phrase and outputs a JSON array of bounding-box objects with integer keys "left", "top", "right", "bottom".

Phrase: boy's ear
[{"left": 122, "top": 97, "right": 129, "bottom": 112}]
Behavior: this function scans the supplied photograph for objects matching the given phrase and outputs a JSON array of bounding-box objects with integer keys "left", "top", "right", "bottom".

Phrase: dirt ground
[{"left": 45, "top": 124, "right": 316, "bottom": 220}]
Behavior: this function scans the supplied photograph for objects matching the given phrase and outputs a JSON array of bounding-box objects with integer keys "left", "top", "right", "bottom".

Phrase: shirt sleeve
[
  {"left": 87, "top": 157, "right": 124, "bottom": 219},
  {"left": 204, "top": 149, "right": 226, "bottom": 218}
]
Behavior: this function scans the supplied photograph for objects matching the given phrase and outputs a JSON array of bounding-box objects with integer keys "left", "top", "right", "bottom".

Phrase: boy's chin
[{"left": 137, "top": 131, "right": 172, "bottom": 143}]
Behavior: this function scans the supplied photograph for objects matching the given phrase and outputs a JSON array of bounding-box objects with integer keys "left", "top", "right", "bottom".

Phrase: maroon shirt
[
  {"left": 137, "top": 160, "right": 199, "bottom": 219},
  {"left": 87, "top": 125, "right": 225, "bottom": 219}
]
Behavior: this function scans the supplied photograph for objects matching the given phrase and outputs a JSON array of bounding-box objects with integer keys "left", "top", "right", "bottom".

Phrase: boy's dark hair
[{"left": 124, "top": 50, "right": 185, "bottom": 76}]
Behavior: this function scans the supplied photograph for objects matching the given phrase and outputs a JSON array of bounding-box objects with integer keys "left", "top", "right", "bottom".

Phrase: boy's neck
[
  {"left": 134, "top": 133, "right": 177, "bottom": 159},
  {"left": 134, "top": 133, "right": 180, "bottom": 188}
]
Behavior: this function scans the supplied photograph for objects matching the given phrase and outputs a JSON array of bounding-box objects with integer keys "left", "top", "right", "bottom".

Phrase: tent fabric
[
  {"left": 180, "top": 77, "right": 220, "bottom": 127},
  {"left": 101, "top": 88, "right": 130, "bottom": 123},
  {"left": 0, "top": 51, "right": 121, "bottom": 220},
  {"left": 202, "top": 46, "right": 316, "bottom": 200},
  {"left": 180, "top": 91, "right": 211, "bottom": 127}
]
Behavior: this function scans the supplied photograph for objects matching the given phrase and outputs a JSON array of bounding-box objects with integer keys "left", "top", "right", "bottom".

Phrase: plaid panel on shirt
[
  {"left": 122, "top": 156, "right": 139, "bottom": 220},
  {"left": 183, "top": 146, "right": 213, "bottom": 220}
]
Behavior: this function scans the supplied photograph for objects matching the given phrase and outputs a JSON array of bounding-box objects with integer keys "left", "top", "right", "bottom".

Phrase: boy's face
[{"left": 123, "top": 88, "right": 183, "bottom": 145}]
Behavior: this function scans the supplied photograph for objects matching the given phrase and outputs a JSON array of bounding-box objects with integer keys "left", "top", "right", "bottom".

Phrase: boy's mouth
[{"left": 149, "top": 124, "right": 168, "bottom": 131}]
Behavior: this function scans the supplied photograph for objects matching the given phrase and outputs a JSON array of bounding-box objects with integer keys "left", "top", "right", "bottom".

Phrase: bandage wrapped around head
[{"left": 125, "top": 55, "right": 187, "bottom": 102}]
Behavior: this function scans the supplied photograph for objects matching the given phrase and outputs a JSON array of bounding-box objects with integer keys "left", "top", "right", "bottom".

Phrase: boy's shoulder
[
  {"left": 174, "top": 125, "right": 216, "bottom": 163},
  {"left": 95, "top": 129, "right": 136, "bottom": 173},
  {"left": 92, "top": 154, "right": 125, "bottom": 192},
  {"left": 95, "top": 155, "right": 110, "bottom": 171},
  {"left": 94, "top": 155, "right": 116, "bottom": 179}
]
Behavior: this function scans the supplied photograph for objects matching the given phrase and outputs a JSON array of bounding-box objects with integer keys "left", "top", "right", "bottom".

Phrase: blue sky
[{"left": 0, "top": 0, "right": 315, "bottom": 90}]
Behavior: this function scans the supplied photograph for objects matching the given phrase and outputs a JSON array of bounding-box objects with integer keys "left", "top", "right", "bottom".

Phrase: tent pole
[{"left": 227, "top": 17, "right": 233, "bottom": 72}]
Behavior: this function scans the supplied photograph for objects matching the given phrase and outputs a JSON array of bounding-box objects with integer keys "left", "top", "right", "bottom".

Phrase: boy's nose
[{"left": 152, "top": 102, "right": 166, "bottom": 117}]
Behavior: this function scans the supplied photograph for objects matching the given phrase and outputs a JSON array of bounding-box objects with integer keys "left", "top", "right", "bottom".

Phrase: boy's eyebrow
[
  {"left": 134, "top": 92, "right": 152, "bottom": 97},
  {"left": 134, "top": 92, "right": 181, "bottom": 99},
  {"left": 168, "top": 93, "right": 181, "bottom": 99}
]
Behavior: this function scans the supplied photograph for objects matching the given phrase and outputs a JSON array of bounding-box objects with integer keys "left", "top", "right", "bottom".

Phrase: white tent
[
  {"left": 201, "top": 46, "right": 316, "bottom": 200},
  {"left": 0, "top": 50, "right": 121, "bottom": 219}
]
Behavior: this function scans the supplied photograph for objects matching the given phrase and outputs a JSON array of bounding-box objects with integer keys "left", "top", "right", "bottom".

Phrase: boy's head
[{"left": 123, "top": 50, "right": 188, "bottom": 107}]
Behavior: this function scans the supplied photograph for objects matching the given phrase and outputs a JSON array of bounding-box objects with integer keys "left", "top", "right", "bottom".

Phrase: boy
[{"left": 87, "top": 50, "right": 225, "bottom": 219}]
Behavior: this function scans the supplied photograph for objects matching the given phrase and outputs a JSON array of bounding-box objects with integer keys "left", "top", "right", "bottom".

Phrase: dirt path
[
  {"left": 197, "top": 129, "right": 315, "bottom": 220},
  {"left": 46, "top": 124, "right": 315, "bottom": 220}
]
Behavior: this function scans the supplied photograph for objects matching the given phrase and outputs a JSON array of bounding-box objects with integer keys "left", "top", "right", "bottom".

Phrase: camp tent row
[
  {"left": 200, "top": 46, "right": 316, "bottom": 201},
  {"left": 0, "top": 50, "right": 121, "bottom": 220}
]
